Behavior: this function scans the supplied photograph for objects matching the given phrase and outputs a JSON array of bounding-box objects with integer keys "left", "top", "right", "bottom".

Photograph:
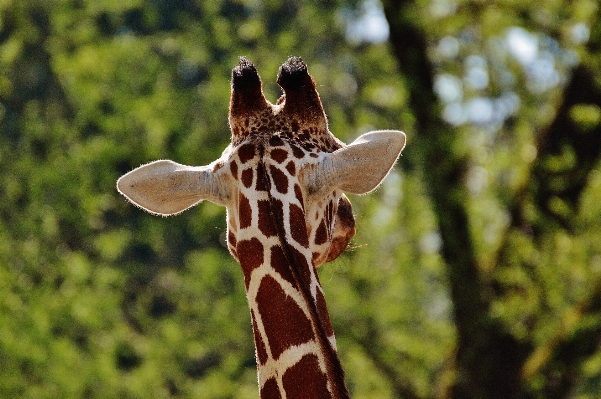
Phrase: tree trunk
[{"left": 382, "top": 1, "right": 601, "bottom": 398}]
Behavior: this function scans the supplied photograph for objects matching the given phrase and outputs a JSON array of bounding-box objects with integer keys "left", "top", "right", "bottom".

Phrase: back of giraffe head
[{"left": 117, "top": 57, "right": 406, "bottom": 266}]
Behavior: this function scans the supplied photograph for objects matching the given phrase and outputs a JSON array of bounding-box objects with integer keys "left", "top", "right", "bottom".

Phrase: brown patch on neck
[
  {"left": 282, "top": 354, "right": 331, "bottom": 399},
  {"left": 238, "top": 237, "right": 264, "bottom": 288},
  {"left": 255, "top": 275, "right": 314, "bottom": 359}
]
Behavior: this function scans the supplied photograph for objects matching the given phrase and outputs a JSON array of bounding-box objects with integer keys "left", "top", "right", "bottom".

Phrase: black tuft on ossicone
[
  {"left": 277, "top": 56, "right": 311, "bottom": 90},
  {"left": 232, "top": 56, "right": 261, "bottom": 91}
]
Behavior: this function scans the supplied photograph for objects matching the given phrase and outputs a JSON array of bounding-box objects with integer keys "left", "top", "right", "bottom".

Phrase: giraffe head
[{"left": 117, "top": 57, "right": 405, "bottom": 398}]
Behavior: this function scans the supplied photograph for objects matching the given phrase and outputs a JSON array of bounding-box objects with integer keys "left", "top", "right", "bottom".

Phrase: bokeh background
[{"left": 1, "top": 0, "right": 600, "bottom": 398}]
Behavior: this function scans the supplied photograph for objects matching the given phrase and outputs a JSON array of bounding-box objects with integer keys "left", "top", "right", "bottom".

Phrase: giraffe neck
[{"left": 227, "top": 140, "right": 348, "bottom": 399}]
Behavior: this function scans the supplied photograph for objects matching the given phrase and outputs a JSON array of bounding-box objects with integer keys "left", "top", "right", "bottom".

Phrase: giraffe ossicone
[{"left": 117, "top": 56, "right": 405, "bottom": 399}]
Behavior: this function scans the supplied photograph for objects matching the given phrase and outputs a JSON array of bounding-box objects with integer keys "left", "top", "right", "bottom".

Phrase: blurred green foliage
[{"left": 1, "top": 0, "right": 600, "bottom": 398}]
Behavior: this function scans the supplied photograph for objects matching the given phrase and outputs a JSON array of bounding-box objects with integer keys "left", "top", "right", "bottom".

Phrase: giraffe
[{"left": 117, "top": 56, "right": 406, "bottom": 399}]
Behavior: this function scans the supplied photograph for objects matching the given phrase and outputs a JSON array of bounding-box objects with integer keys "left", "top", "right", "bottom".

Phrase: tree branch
[{"left": 522, "top": 275, "right": 601, "bottom": 398}]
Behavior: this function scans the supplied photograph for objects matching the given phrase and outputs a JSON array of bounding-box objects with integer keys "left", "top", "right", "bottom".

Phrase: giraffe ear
[
  {"left": 308, "top": 130, "right": 406, "bottom": 195},
  {"left": 117, "top": 160, "right": 231, "bottom": 216}
]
